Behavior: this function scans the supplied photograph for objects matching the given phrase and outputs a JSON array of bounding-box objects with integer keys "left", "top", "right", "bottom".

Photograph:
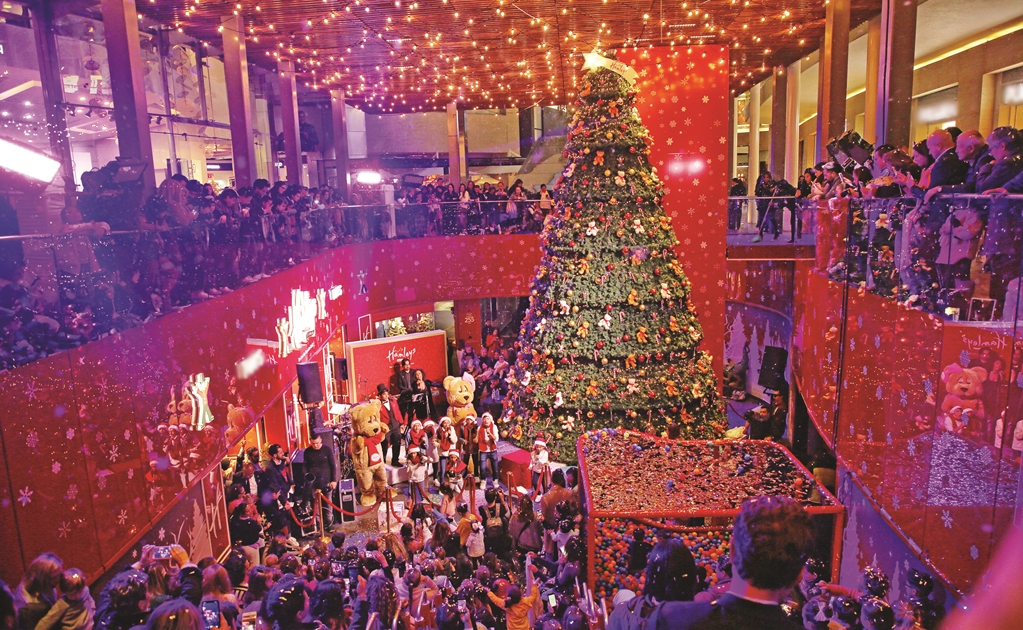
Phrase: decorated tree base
[
  {"left": 577, "top": 429, "right": 846, "bottom": 597},
  {"left": 500, "top": 52, "right": 725, "bottom": 463}
]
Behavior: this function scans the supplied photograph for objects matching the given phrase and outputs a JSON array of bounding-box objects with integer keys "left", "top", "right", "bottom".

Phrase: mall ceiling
[{"left": 140, "top": 0, "right": 882, "bottom": 113}]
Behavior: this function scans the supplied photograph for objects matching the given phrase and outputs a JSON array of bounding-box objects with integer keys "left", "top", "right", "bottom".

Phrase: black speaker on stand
[
  {"left": 297, "top": 362, "right": 324, "bottom": 404},
  {"left": 758, "top": 346, "right": 789, "bottom": 393}
]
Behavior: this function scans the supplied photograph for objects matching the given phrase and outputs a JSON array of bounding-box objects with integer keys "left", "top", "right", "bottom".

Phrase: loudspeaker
[
  {"left": 758, "top": 346, "right": 789, "bottom": 392},
  {"left": 338, "top": 478, "right": 357, "bottom": 523},
  {"left": 334, "top": 357, "right": 349, "bottom": 381},
  {"left": 297, "top": 362, "right": 324, "bottom": 404}
]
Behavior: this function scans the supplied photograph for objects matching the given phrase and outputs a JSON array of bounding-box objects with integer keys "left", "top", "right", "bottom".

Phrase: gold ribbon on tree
[{"left": 581, "top": 50, "right": 639, "bottom": 85}]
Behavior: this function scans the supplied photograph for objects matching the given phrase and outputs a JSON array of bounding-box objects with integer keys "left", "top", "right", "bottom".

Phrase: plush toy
[
  {"left": 349, "top": 400, "right": 390, "bottom": 506},
  {"left": 442, "top": 372, "right": 477, "bottom": 427},
  {"left": 939, "top": 363, "right": 987, "bottom": 430}
]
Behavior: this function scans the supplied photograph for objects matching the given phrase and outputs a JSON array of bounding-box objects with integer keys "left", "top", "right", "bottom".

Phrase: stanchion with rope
[
  {"left": 317, "top": 490, "right": 381, "bottom": 518},
  {"left": 466, "top": 474, "right": 478, "bottom": 518},
  {"left": 415, "top": 482, "right": 441, "bottom": 508},
  {"left": 288, "top": 500, "right": 319, "bottom": 528},
  {"left": 531, "top": 465, "right": 551, "bottom": 501}
]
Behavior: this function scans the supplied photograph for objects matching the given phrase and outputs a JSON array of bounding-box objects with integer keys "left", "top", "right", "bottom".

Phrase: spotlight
[{"left": 0, "top": 137, "right": 61, "bottom": 186}]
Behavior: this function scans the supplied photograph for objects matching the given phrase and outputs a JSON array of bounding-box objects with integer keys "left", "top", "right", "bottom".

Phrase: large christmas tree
[{"left": 501, "top": 53, "right": 726, "bottom": 464}]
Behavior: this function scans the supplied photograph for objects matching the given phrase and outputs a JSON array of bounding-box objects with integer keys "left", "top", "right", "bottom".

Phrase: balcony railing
[
  {"left": 726, "top": 196, "right": 818, "bottom": 245},
  {"left": 0, "top": 200, "right": 546, "bottom": 373},
  {"left": 814, "top": 193, "right": 1023, "bottom": 322}
]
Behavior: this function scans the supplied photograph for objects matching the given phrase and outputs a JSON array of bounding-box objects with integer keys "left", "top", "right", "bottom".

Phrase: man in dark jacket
[
  {"left": 924, "top": 129, "right": 968, "bottom": 189},
  {"left": 302, "top": 433, "right": 338, "bottom": 528},
  {"left": 924, "top": 130, "right": 994, "bottom": 201},
  {"left": 378, "top": 384, "right": 405, "bottom": 467},
  {"left": 94, "top": 570, "right": 150, "bottom": 630},
  {"left": 654, "top": 497, "right": 812, "bottom": 630}
]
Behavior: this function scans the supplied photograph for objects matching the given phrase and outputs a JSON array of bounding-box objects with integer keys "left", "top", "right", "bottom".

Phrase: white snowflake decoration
[
  {"left": 58, "top": 522, "right": 71, "bottom": 539},
  {"left": 51, "top": 462, "right": 61, "bottom": 474},
  {"left": 18, "top": 487, "right": 33, "bottom": 506},
  {"left": 66, "top": 484, "right": 79, "bottom": 501},
  {"left": 941, "top": 510, "right": 953, "bottom": 528},
  {"left": 26, "top": 430, "right": 39, "bottom": 449}
]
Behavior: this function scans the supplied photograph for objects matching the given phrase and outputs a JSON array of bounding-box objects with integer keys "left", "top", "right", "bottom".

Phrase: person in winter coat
[{"left": 33, "top": 570, "right": 94, "bottom": 630}]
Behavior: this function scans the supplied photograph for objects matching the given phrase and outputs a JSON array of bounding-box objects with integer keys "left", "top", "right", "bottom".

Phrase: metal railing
[
  {"left": 726, "top": 196, "right": 817, "bottom": 243},
  {"left": 814, "top": 192, "right": 1023, "bottom": 322},
  {"left": 0, "top": 200, "right": 548, "bottom": 372}
]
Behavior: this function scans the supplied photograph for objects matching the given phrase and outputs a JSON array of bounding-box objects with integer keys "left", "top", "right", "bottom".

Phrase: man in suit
[
  {"left": 396, "top": 359, "right": 415, "bottom": 420},
  {"left": 925, "top": 128, "right": 968, "bottom": 189},
  {"left": 232, "top": 461, "right": 262, "bottom": 500},
  {"left": 378, "top": 383, "right": 406, "bottom": 466},
  {"left": 655, "top": 496, "right": 812, "bottom": 630},
  {"left": 924, "top": 130, "right": 994, "bottom": 201}
]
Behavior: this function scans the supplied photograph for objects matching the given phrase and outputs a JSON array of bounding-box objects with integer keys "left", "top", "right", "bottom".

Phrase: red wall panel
[{"left": 618, "top": 46, "right": 729, "bottom": 385}]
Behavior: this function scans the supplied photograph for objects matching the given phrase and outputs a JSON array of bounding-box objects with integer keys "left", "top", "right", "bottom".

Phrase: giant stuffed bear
[
  {"left": 349, "top": 400, "right": 390, "bottom": 506},
  {"left": 443, "top": 372, "right": 477, "bottom": 427},
  {"left": 940, "top": 363, "right": 987, "bottom": 433}
]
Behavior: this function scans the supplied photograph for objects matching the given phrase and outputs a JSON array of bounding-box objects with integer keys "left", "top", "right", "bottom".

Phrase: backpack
[
  {"left": 482, "top": 505, "right": 505, "bottom": 534},
  {"left": 610, "top": 596, "right": 660, "bottom": 630}
]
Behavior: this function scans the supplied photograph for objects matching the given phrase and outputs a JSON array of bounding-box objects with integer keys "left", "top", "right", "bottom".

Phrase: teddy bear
[
  {"left": 224, "top": 403, "right": 255, "bottom": 446},
  {"left": 348, "top": 400, "right": 390, "bottom": 506},
  {"left": 940, "top": 363, "right": 987, "bottom": 434},
  {"left": 443, "top": 372, "right": 477, "bottom": 428}
]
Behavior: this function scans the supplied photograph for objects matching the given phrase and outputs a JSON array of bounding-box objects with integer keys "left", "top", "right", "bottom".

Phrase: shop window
[
  {"left": 0, "top": 2, "right": 46, "bottom": 151},
  {"left": 913, "top": 86, "right": 958, "bottom": 142},
  {"left": 996, "top": 65, "right": 1023, "bottom": 129}
]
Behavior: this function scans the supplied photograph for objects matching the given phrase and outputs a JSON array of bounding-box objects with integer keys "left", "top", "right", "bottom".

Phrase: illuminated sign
[
  {"left": 236, "top": 349, "right": 269, "bottom": 380},
  {"left": 1005, "top": 82, "right": 1023, "bottom": 106},
  {"left": 274, "top": 288, "right": 336, "bottom": 358}
]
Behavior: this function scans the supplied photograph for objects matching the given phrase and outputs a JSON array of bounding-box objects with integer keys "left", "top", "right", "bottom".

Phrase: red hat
[{"left": 534, "top": 434, "right": 547, "bottom": 448}]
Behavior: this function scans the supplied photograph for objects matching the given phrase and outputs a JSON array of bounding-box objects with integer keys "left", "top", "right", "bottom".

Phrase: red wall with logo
[{"left": 346, "top": 330, "right": 449, "bottom": 402}]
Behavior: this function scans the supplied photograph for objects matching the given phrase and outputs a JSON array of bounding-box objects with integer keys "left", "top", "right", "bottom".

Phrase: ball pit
[
  {"left": 578, "top": 429, "right": 845, "bottom": 603},
  {"left": 592, "top": 517, "right": 732, "bottom": 600}
]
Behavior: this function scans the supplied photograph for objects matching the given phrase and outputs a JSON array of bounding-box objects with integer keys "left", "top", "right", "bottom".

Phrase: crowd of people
[
  {"left": 0, "top": 172, "right": 551, "bottom": 373},
  {"left": 732, "top": 126, "right": 1023, "bottom": 319},
  {"left": 393, "top": 180, "right": 554, "bottom": 237},
  {"left": 2, "top": 493, "right": 970, "bottom": 630}
]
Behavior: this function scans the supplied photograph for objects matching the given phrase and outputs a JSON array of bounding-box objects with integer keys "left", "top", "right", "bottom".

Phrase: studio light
[
  {"left": 0, "top": 138, "right": 61, "bottom": 185},
  {"left": 356, "top": 170, "right": 382, "bottom": 184}
]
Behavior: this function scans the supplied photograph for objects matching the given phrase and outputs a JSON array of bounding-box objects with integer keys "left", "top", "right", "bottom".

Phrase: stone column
[
  {"left": 875, "top": 0, "right": 918, "bottom": 148},
  {"left": 816, "top": 0, "right": 851, "bottom": 161},
  {"left": 330, "top": 89, "right": 350, "bottom": 200},
  {"left": 277, "top": 59, "right": 304, "bottom": 185},
  {"left": 770, "top": 66, "right": 787, "bottom": 180},
  {"left": 222, "top": 15, "right": 257, "bottom": 188},
  {"left": 784, "top": 60, "right": 802, "bottom": 182},
  {"left": 747, "top": 83, "right": 761, "bottom": 223}
]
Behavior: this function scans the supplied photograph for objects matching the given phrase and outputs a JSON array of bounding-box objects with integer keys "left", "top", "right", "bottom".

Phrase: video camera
[{"left": 826, "top": 131, "right": 875, "bottom": 170}]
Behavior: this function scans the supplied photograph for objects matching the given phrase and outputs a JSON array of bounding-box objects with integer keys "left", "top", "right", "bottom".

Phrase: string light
[{"left": 132, "top": 0, "right": 827, "bottom": 111}]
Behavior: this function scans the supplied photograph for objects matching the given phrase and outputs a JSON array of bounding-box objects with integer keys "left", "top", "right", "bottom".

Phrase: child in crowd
[
  {"left": 405, "top": 447, "right": 429, "bottom": 504},
  {"left": 34, "top": 568, "right": 95, "bottom": 630},
  {"left": 443, "top": 450, "right": 467, "bottom": 495},
  {"left": 530, "top": 434, "right": 550, "bottom": 496},
  {"left": 626, "top": 527, "right": 654, "bottom": 573}
]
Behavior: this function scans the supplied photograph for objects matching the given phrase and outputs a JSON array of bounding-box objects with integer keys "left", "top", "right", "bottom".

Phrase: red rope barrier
[
  {"left": 416, "top": 483, "right": 441, "bottom": 508},
  {"left": 317, "top": 490, "right": 381, "bottom": 517},
  {"left": 288, "top": 499, "right": 319, "bottom": 528}
]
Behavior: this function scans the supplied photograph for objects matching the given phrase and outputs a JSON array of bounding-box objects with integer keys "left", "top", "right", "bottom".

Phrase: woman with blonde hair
[
  {"left": 201, "top": 566, "right": 239, "bottom": 629},
  {"left": 14, "top": 553, "right": 62, "bottom": 630}
]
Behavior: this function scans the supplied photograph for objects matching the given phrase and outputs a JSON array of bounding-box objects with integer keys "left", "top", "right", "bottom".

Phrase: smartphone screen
[
  {"left": 200, "top": 601, "right": 221, "bottom": 630},
  {"left": 330, "top": 561, "right": 344, "bottom": 578},
  {"left": 240, "top": 612, "right": 257, "bottom": 630},
  {"left": 547, "top": 594, "right": 558, "bottom": 609},
  {"left": 457, "top": 600, "right": 467, "bottom": 614},
  {"left": 152, "top": 546, "right": 171, "bottom": 559}
]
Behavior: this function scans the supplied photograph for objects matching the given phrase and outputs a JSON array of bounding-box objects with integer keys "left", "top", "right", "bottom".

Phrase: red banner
[
  {"left": 346, "top": 330, "right": 449, "bottom": 403},
  {"left": 618, "top": 46, "right": 729, "bottom": 386}
]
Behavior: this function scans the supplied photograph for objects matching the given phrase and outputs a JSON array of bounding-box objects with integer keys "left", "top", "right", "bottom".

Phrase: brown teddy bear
[
  {"left": 443, "top": 372, "right": 477, "bottom": 428},
  {"left": 348, "top": 400, "right": 390, "bottom": 506},
  {"left": 940, "top": 363, "right": 987, "bottom": 432}
]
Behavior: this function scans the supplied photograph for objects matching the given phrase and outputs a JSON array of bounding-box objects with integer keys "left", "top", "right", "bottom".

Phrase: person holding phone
[
  {"left": 200, "top": 565, "right": 239, "bottom": 630},
  {"left": 485, "top": 565, "right": 539, "bottom": 630}
]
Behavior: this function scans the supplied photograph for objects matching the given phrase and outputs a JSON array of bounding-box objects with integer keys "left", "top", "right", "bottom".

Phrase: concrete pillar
[
  {"left": 330, "top": 89, "right": 350, "bottom": 201},
  {"left": 863, "top": 16, "right": 882, "bottom": 144},
  {"left": 99, "top": 0, "right": 156, "bottom": 192},
  {"left": 875, "top": 0, "right": 918, "bottom": 148},
  {"left": 816, "top": 0, "right": 851, "bottom": 161},
  {"left": 277, "top": 59, "right": 304, "bottom": 186},
  {"left": 446, "top": 101, "right": 466, "bottom": 185},
  {"left": 31, "top": 0, "right": 75, "bottom": 194},
  {"left": 784, "top": 60, "right": 802, "bottom": 183},
  {"left": 747, "top": 83, "right": 761, "bottom": 223},
  {"left": 770, "top": 66, "right": 787, "bottom": 180},
  {"left": 221, "top": 15, "right": 257, "bottom": 188}
]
